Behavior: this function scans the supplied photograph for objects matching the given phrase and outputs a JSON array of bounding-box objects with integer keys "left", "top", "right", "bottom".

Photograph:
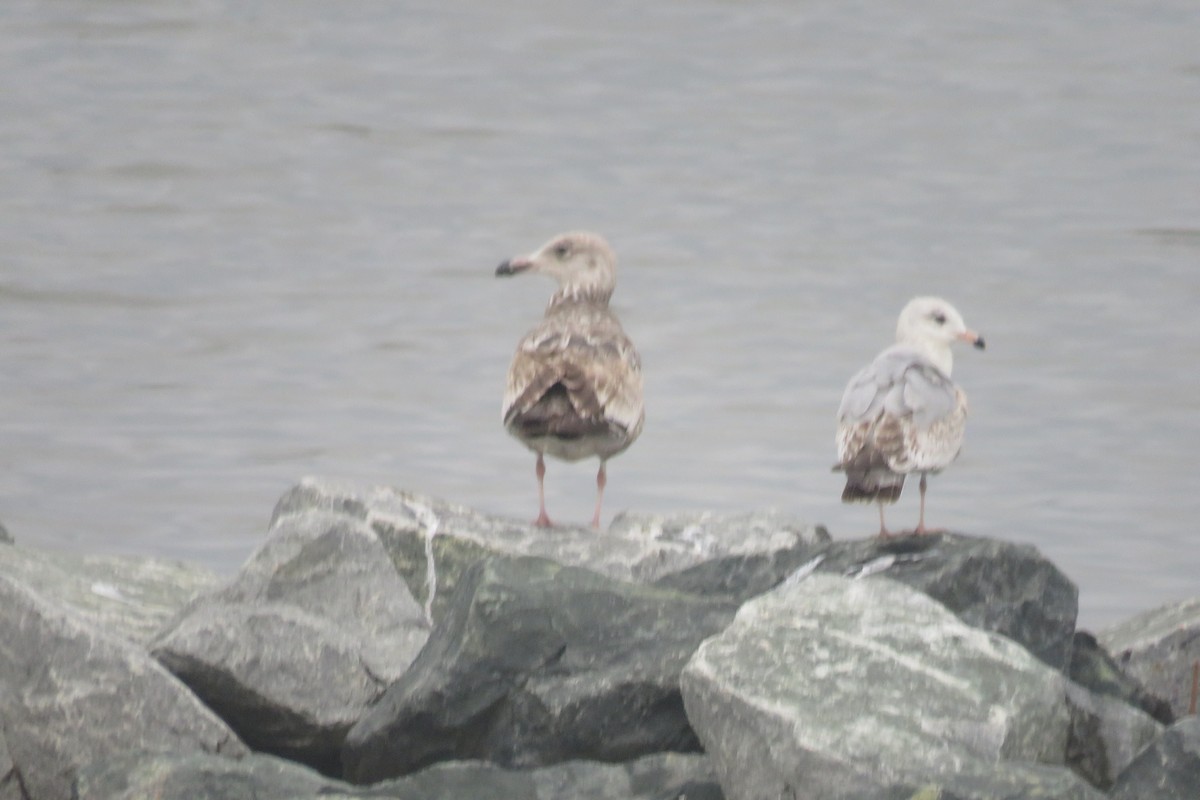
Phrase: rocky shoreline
[{"left": 1, "top": 479, "right": 1197, "bottom": 799}]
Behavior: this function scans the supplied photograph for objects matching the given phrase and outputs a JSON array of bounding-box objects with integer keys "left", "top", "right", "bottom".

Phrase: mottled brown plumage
[{"left": 496, "top": 232, "right": 644, "bottom": 528}]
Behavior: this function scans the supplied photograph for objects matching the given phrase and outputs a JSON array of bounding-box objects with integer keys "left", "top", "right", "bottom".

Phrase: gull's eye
[
  {"left": 553, "top": 242, "right": 571, "bottom": 259},
  {"left": 931, "top": 311, "right": 947, "bottom": 325}
]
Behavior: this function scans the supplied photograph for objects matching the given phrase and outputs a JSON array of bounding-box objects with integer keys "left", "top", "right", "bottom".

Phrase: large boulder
[
  {"left": 809, "top": 532, "right": 1079, "bottom": 670},
  {"left": 1110, "top": 717, "right": 1200, "bottom": 800},
  {"left": 151, "top": 511, "right": 430, "bottom": 777},
  {"left": 0, "top": 732, "right": 17, "bottom": 800},
  {"left": 1098, "top": 597, "right": 1200, "bottom": 721},
  {"left": 1062, "top": 630, "right": 1170, "bottom": 788},
  {"left": 681, "top": 574, "right": 1104, "bottom": 800},
  {"left": 342, "top": 555, "right": 737, "bottom": 784},
  {"left": 75, "top": 752, "right": 344, "bottom": 800},
  {"left": 1068, "top": 631, "right": 1174, "bottom": 724},
  {"left": 0, "top": 544, "right": 219, "bottom": 646},
  {"left": 650, "top": 539, "right": 829, "bottom": 605},
  {"left": 76, "top": 750, "right": 721, "bottom": 800},
  {"left": 0, "top": 575, "right": 246, "bottom": 800},
  {"left": 270, "top": 479, "right": 827, "bottom": 623},
  {"left": 1063, "top": 680, "right": 1162, "bottom": 789},
  {"left": 386, "top": 753, "right": 723, "bottom": 800}
]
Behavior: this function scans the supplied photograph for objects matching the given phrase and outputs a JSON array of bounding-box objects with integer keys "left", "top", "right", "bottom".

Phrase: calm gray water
[{"left": 2, "top": 0, "right": 1198, "bottom": 627}]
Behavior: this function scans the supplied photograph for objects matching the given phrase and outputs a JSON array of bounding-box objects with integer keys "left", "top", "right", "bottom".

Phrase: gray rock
[
  {"left": 650, "top": 538, "right": 830, "bottom": 604},
  {"left": 271, "top": 479, "right": 827, "bottom": 623},
  {"left": 0, "top": 730, "right": 18, "bottom": 800},
  {"left": 151, "top": 511, "right": 430, "bottom": 776},
  {"left": 76, "top": 750, "right": 721, "bottom": 800},
  {"left": 0, "top": 544, "right": 219, "bottom": 646},
  {"left": 74, "top": 752, "right": 345, "bottom": 800},
  {"left": 1098, "top": 597, "right": 1200, "bottom": 721},
  {"left": 681, "top": 574, "right": 1104, "bottom": 800},
  {"left": 810, "top": 532, "right": 1079, "bottom": 670},
  {"left": 388, "top": 752, "right": 722, "bottom": 800},
  {"left": 1068, "top": 631, "right": 1174, "bottom": 724},
  {"left": 897, "top": 765, "right": 1106, "bottom": 800},
  {"left": 1063, "top": 680, "right": 1162, "bottom": 789},
  {"left": 0, "top": 575, "right": 246, "bottom": 800},
  {"left": 342, "top": 555, "right": 737, "bottom": 784},
  {"left": 1110, "top": 717, "right": 1200, "bottom": 800}
]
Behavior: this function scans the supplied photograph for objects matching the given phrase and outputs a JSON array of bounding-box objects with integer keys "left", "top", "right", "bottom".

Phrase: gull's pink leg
[
  {"left": 534, "top": 453, "right": 553, "bottom": 527},
  {"left": 915, "top": 473, "right": 929, "bottom": 534},
  {"left": 909, "top": 474, "right": 946, "bottom": 535},
  {"left": 591, "top": 461, "right": 607, "bottom": 529},
  {"left": 877, "top": 503, "right": 892, "bottom": 538}
]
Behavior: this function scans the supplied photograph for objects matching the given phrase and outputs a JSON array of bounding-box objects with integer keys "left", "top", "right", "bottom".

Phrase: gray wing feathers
[
  {"left": 837, "top": 346, "right": 967, "bottom": 474},
  {"left": 837, "top": 365, "right": 885, "bottom": 422},
  {"left": 899, "top": 364, "right": 958, "bottom": 427}
]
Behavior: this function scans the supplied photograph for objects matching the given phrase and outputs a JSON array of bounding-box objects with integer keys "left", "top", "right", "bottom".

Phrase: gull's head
[
  {"left": 495, "top": 231, "right": 617, "bottom": 303},
  {"left": 895, "top": 296, "right": 985, "bottom": 374}
]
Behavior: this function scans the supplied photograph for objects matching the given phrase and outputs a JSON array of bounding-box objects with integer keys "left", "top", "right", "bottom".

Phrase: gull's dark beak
[
  {"left": 973, "top": 336, "right": 986, "bottom": 350},
  {"left": 495, "top": 257, "right": 532, "bottom": 277}
]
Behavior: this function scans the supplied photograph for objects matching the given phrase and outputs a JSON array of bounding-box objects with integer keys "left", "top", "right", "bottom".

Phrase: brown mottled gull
[
  {"left": 495, "top": 232, "right": 645, "bottom": 529},
  {"left": 835, "top": 296, "right": 985, "bottom": 536}
]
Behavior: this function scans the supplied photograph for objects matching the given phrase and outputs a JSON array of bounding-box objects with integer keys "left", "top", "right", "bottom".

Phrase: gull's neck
[
  {"left": 548, "top": 283, "right": 614, "bottom": 311},
  {"left": 902, "top": 336, "right": 953, "bottom": 376}
]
